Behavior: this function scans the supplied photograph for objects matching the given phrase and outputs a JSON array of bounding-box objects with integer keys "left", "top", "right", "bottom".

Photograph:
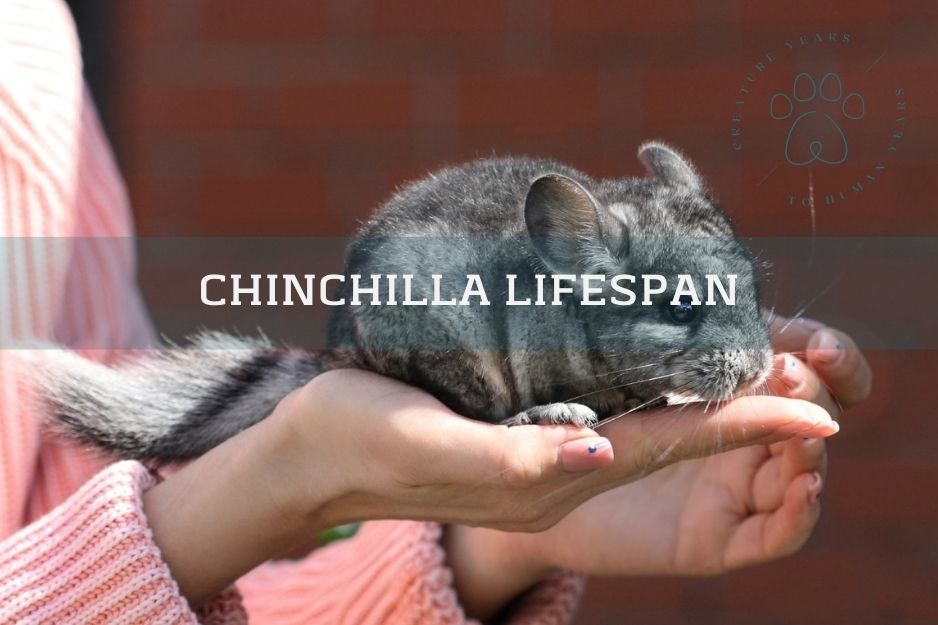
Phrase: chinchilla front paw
[{"left": 500, "top": 402, "right": 598, "bottom": 427}]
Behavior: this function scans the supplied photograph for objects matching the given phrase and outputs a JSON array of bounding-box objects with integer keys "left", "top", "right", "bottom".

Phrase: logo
[
  {"left": 730, "top": 32, "right": 907, "bottom": 208},
  {"left": 770, "top": 71, "right": 865, "bottom": 167}
]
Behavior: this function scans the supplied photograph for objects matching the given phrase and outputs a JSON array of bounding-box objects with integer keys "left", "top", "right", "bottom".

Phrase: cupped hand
[
  {"left": 279, "top": 367, "right": 837, "bottom": 535},
  {"left": 449, "top": 317, "right": 871, "bottom": 617}
]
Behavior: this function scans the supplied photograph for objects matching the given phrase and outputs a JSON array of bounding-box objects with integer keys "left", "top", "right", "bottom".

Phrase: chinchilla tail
[{"left": 32, "top": 332, "right": 327, "bottom": 464}]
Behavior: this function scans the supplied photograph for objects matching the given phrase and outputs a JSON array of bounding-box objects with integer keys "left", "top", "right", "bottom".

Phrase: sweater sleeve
[
  {"left": 0, "top": 2, "right": 585, "bottom": 623},
  {"left": 239, "top": 521, "right": 584, "bottom": 625},
  {"left": 0, "top": 461, "right": 247, "bottom": 625}
]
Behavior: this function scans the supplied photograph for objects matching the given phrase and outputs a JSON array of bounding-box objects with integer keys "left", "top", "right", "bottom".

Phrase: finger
[
  {"left": 806, "top": 328, "right": 873, "bottom": 408},
  {"left": 765, "top": 353, "right": 840, "bottom": 418},
  {"left": 597, "top": 395, "right": 837, "bottom": 475},
  {"left": 413, "top": 418, "right": 613, "bottom": 488},
  {"left": 768, "top": 313, "right": 826, "bottom": 353},
  {"left": 557, "top": 436, "right": 615, "bottom": 473},
  {"left": 327, "top": 366, "right": 611, "bottom": 488},
  {"left": 752, "top": 438, "right": 827, "bottom": 510},
  {"left": 726, "top": 471, "right": 824, "bottom": 569},
  {"left": 782, "top": 437, "right": 828, "bottom": 482}
]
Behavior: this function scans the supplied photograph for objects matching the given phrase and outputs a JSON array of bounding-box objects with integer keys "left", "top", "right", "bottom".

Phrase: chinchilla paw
[{"left": 501, "top": 402, "right": 598, "bottom": 427}]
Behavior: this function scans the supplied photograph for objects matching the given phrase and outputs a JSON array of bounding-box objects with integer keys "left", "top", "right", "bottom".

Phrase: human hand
[
  {"left": 284, "top": 368, "right": 837, "bottom": 533},
  {"left": 142, "top": 332, "right": 842, "bottom": 611},
  {"left": 446, "top": 317, "right": 871, "bottom": 618},
  {"left": 278, "top": 369, "right": 831, "bottom": 620}
]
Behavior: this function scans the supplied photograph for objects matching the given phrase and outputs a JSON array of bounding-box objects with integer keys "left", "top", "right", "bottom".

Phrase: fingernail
[
  {"left": 559, "top": 437, "right": 613, "bottom": 473},
  {"left": 774, "top": 354, "right": 803, "bottom": 392},
  {"left": 800, "top": 419, "right": 840, "bottom": 438},
  {"left": 807, "top": 471, "right": 824, "bottom": 503},
  {"left": 811, "top": 329, "right": 843, "bottom": 366},
  {"left": 778, "top": 419, "right": 816, "bottom": 435}
]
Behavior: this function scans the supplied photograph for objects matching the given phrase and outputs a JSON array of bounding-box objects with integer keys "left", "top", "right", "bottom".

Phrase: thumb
[
  {"left": 459, "top": 422, "right": 615, "bottom": 488},
  {"left": 597, "top": 396, "right": 838, "bottom": 475}
]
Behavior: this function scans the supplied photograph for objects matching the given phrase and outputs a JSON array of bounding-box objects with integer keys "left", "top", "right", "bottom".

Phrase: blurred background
[{"left": 67, "top": 1, "right": 937, "bottom": 623}]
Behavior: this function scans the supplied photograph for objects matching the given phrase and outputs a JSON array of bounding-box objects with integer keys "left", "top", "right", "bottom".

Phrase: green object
[{"left": 318, "top": 523, "right": 360, "bottom": 545}]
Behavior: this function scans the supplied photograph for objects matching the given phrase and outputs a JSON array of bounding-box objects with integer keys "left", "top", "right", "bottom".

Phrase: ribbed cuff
[
  {"left": 501, "top": 568, "right": 585, "bottom": 625},
  {"left": 0, "top": 460, "right": 246, "bottom": 624},
  {"left": 240, "top": 520, "right": 582, "bottom": 625}
]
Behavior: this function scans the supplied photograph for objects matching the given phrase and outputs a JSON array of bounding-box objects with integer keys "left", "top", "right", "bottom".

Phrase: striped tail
[{"left": 34, "top": 332, "right": 326, "bottom": 463}]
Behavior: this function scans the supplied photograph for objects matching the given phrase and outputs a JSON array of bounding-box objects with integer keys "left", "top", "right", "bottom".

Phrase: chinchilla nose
[{"left": 737, "top": 348, "right": 773, "bottom": 389}]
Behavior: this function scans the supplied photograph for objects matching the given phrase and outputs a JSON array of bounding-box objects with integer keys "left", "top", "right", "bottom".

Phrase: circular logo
[{"left": 730, "top": 32, "right": 907, "bottom": 209}]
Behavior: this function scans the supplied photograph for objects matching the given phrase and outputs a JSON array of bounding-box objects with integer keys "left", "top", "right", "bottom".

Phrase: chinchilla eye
[{"left": 667, "top": 297, "right": 698, "bottom": 323}]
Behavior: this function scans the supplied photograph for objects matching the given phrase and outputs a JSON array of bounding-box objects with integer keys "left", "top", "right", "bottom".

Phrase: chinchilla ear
[
  {"left": 638, "top": 141, "right": 701, "bottom": 190},
  {"left": 524, "top": 173, "right": 629, "bottom": 274}
]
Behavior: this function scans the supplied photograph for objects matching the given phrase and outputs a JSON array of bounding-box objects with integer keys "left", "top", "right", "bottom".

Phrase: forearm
[{"left": 142, "top": 407, "right": 342, "bottom": 607}]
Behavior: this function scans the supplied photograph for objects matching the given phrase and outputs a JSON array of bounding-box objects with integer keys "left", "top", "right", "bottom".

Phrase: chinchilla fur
[{"left": 37, "top": 142, "right": 772, "bottom": 463}]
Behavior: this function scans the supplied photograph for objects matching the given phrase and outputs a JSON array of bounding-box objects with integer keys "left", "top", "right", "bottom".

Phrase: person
[{"left": 0, "top": 1, "right": 871, "bottom": 623}]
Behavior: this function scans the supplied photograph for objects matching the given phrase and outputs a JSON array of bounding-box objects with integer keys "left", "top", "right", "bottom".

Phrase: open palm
[
  {"left": 531, "top": 436, "right": 825, "bottom": 576},
  {"left": 518, "top": 319, "right": 870, "bottom": 578}
]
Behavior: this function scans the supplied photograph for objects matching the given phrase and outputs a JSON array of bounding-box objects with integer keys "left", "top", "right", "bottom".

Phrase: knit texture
[
  {"left": 0, "top": 1, "right": 584, "bottom": 623},
  {"left": 240, "top": 521, "right": 584, "bottom": 625},
  {"left": 0, "top": 461, "right": 246, "bottom": 624}
]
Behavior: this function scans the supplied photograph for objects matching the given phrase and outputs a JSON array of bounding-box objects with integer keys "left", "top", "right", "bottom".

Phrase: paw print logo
[{"left": 770, "top": 72, "right": 865, "bottom": 166}]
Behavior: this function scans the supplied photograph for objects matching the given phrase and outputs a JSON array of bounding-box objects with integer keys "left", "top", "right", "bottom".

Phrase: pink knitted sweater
[{"left": 0, "top": 1, "right": 583, "bottom": 623}]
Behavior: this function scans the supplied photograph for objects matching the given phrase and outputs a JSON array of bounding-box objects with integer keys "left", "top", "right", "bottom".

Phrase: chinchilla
[{"left": 37, "top": 142, "right": 772, "bottom": 463}]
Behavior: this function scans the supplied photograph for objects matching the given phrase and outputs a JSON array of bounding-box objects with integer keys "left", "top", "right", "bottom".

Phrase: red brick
[
  {"left": 740, "top": 1, "right": 892, "bottom": 25},
  {"left": 827, "top": 458, "right": 938, "bottom": 523},
  {"left": 120, "top": 83, "right": 280, "bottom": 135},
  {"left": 274, "top": 81, "right": 413, "bottom": 131},
  {"left": 114, "top": 1, "right": 180, "bottom": 49},
  {"left": 639, "top": 66, "right": 741, "bottom": 125},
  {"left": 721, "top": 550, "right": 938, "bottom": 623},
  {"left": 195, "top": 172, "right": 327, "bottom": 235},
  {"left": 549, "top": 0, "right": 700, "bottom": 33},
  {"left": 888, "top": 2, "right": 938, "bottom": 21},
  {"left": 370, "top": 0, "right": 503, "bottom": 35},
  {"left": 458, "top": 72, "right": 600, "bottom": 134},
  {"left": 198, "top": 0, "right": 328, "bottom": 40}
]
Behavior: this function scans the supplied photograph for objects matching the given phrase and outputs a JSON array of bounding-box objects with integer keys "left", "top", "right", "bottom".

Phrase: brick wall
[{"left": 102, "top": 1, "right": 938, "bottom": 623}]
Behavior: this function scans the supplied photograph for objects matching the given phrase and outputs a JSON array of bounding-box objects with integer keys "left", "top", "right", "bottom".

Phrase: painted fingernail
[
  {"left": 559, "top": 437, "right": 613, "bottom": 473},
  {"left": 807, "top": 471, "right": 824, "bottom": 503},
  {"left": 774, "top": 354, "right": 803, "bottom": 392},
  {"left": 811, "top": 329, "right": 843, "bottom": 366}
]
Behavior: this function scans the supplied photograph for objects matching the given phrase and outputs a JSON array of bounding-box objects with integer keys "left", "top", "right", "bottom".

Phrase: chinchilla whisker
[
  {"left": 650, "top": 437, "right": 682, "bottom": 469},
  {"left": 588, "top": 362, "right": 659, "bottom": 378},
  {"left": 597, "top": 391, "right": 676, "bottom": 427},
  {"left": 764, "top": 304, "right": 778, "bottom": 326},
  {"left": 635, "top": 385, "right": 698, "bottom": 474},
  {"left": 777, "top": 265, "right": 849, "bottom": 335},
  {"left": 744, "top": 381, "right": 769, "bottom": 398},
  {"left": 603, "top": 351, "right": 682, "bottom": 380},
  {"left": 814, "top": 375, "right": 844, "bottom": 414},
  {"left": 808, "top": 167, "right": 817, "bottom": 267},
  {"left": 525, "top": 472, "right": 599, "bottom": 512},
  {"left": 561, "top": 371, "right": 683, "bottom": 404}
]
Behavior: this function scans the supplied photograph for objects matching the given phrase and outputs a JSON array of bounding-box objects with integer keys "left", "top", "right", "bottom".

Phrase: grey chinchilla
[{"left": 38, "top": 142, "right": 772, "bottom": 463}]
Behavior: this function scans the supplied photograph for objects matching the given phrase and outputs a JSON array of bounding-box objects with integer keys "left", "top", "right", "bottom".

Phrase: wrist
[
  {"left": 443, "top": 525, "right": 556, "bottom": 620},
  {"left": 260, "top": 386, "right": 356, "bottom": 525},
  {"left": 266, "top": 378, "right": 386, "bottom": 527},
  {"left": 142, "top": 397, "right": 345, "bottom": 606}
]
